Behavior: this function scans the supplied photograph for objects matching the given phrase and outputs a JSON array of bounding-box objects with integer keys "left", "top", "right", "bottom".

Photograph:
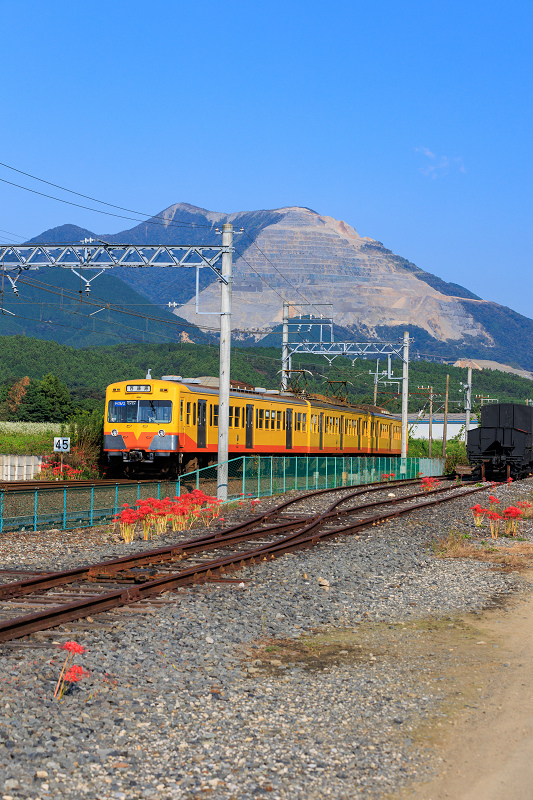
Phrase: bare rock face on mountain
[
  {"left": 28, "top": 202, "right": 533, "bottom": 369},
  {"left": 175, "top": 206, "right": 487, "bottom": 343}
]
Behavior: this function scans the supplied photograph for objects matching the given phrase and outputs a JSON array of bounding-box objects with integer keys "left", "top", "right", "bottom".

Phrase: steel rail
[
  {"left": 0, "top": 479, "right": 420, "bottom": 599},
  {"left": 0, "top": 482, "right": 489, "bottom": 642}
]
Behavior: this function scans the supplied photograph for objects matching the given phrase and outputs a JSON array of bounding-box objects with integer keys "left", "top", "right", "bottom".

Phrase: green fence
[{"left": 0, "top": 455, "right": 444, "bottom": 533}]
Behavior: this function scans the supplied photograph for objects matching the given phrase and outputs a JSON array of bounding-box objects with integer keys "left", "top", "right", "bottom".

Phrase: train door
[
  {"left": 340, "top": 415, "right": 344, "bottom": 451},
  {"left": 245, "top": 404, "right": 254, "bottom": 449},
  {"left": 319, "top": 412, "right": 324, "bottom": 450},
  {"left": 286, "top": 408, "right": 293, "bottom": 449},
  {"left": 197, "top": 399, "right": 207, "bottom": 448}
]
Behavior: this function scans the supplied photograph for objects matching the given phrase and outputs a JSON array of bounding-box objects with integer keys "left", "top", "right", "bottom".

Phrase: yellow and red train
[{"left": 104, "top": 376, "right": 401, "bottom": 476}]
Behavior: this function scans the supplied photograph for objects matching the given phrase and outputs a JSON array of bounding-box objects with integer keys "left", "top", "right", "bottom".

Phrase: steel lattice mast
[{"left": 0, "top": 237, "right": 234, "bottom": 500}]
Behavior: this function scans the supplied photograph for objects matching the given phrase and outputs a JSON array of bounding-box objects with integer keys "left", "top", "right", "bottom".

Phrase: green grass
[{"left": 0, "top": 422, "right": 60, "bottom": 456}]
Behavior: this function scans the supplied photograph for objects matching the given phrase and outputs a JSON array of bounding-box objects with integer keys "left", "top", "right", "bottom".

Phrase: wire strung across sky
[{"left": 0, "top": 160, "right": 340, "bottom": 356}]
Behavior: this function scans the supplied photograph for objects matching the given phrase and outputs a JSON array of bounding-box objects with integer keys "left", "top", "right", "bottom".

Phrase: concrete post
[
  {"left": 401, "top": 331, "right": 409, "bottom": 461},
  {"left": 465, "top": 366, "right": 472, "bottom": 443},
  {"left": 281, "top": 301, "right": 289, "bottom": 391},
  {"left": 217, "top": 223, "right": 233, "bottom": 501},
  {"left": 442, "top": 374, "right": 449, "bottom": 459}
]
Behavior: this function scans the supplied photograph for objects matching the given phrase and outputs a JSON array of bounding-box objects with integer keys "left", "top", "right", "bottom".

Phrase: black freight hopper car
[{"left": 467, "top": 403, "right": 533, "bottom": 480}]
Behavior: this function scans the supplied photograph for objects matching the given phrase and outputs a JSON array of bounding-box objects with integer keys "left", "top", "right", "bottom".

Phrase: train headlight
[
  {"left": 111, "top": 429, "right": 118, "bottom": 437},
  {"left": 158, "top": 429, "right": 166, "bottom": 437}
]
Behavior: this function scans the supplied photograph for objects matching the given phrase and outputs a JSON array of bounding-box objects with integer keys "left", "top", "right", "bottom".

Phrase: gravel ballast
[{"left": 0, "top": 479, "right": 531, "bottom": 800}]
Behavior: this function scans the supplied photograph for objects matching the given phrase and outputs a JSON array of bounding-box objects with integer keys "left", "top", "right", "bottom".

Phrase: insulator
[{"left": 12, "top": 286, "right": 18, "bottom": 296}]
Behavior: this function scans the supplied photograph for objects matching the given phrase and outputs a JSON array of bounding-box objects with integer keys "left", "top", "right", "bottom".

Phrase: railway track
[
  {"left": 0, "top": 477, "right": 174, "bottom": 492},
  {"left": 0, "top": 478, "right": 491, "bottom": 644}
]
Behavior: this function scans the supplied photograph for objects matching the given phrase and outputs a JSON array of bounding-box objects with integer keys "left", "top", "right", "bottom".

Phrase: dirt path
[{"left": 401, "top": 574, "right": 533, "bottom": 800}]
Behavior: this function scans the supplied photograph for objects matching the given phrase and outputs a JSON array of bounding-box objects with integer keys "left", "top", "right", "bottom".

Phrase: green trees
[{"left": 0, "top": 373, "right": 74, "bottom": 423}]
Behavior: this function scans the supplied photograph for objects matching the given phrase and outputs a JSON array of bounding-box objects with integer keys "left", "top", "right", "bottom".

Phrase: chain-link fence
[{"left": 0, "top": 455, "right": 444, "bottom": 533}]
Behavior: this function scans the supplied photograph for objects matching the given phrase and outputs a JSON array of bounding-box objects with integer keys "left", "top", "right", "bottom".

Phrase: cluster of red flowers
[
  {"left": 421, "top": 475, "right": 440, "bottom": 492},
  {"left": 237, "top": 494, "right": 261, "bottom": 510},
  {"left": 381, "top": 473, "right": 396, "bottom": 482},
  {"left": 114, "top": 489, "right": 221, "bottom": 543},
  {"left": 40, "top": 462, "right": 83, "bottom": 481},
  {"left": 54, "top": 640, "right": 89, "bottom": 699},
  {"left": 63, "top": 664, "right": 90, "bottom": 683},
  {"left": 469, "top": 497, "right": 532, "bottom": 538}
]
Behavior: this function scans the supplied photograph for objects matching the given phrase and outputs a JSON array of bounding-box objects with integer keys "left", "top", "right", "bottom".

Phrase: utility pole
[
  {"left": 401, "top": 331, "right": 409, "bottom": 462},
  {"left": 281, "top": 301, "right": 289, "bottom": 391},
  {"left": 442, "top": 374, "right": 449, "bottom": 459},
  {"left": 464, "top": 365, "right": 472, "bottom": 443},
  {"left": 217, "top": 223, "right": 233, "bottom": 502},
  {"left": 428, "top": 386, "right": 433, "bottom": 458}
]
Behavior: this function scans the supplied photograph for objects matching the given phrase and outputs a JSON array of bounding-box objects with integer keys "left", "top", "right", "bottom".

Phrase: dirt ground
[
  {"left": 398, "top": 572, "right": 533, "bottom": 800},
  {"left": 240, "top": 570, "right": 533, "bottom": 800}
]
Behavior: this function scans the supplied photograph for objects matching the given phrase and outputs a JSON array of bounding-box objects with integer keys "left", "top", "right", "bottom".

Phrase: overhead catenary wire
[{"left": 0, "top": 162, "right": 212, "bottom": 229}]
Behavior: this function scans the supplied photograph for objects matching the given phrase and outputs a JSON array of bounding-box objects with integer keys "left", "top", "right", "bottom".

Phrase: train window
[
  {"left": 277, "top": 411, "right": 281, "bottom": 429},
  {"left": 209, "top": 405, "right": 213, "bottom": 426},
  {"left": 138, "top": 400, "right": 172, "bottom": 423},
  {"left": 265, "top": 409, "right": 270, "bottom": 428},
  {"left": 283, "top": 411, "right": 286, "bottom": 430},
  {"left": 213, "top": 405, "right": 219, "bottom": 426},
  {"left": 180, "top": 399, "right": 183, "bottom": 423},
  {"left": 296, "top": 412, "right": 301, "bottom": 431},
  {"left": 193, "top": 403, "right": 196, "bottom": 425},
  {"left": 234, "top": 406, "right": 241, "bottom": 427},
  {"left": 229, "top": 407, "right": 234, "bottom": 427},
  {"left": 109, "top": 400, "right": 172, "bottom": 424},
  {"left": 242, "top": 407, "right": 246, "bottom": 428},
  {"left": 302, "top": 413, "right": 307, "bottom": 431},
  {"left": 186, "top": 402, "right": 191, "bottom": 425},
  {"left": 256, "top": 408, "right": 264, "bottom": 429},
  {"left": 107, "top": 400, "right": 137, "bottom": 424}
]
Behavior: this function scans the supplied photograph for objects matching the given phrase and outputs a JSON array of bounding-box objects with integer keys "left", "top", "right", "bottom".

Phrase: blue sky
[{"left": 1, "top": 0, "right": 532, "bottom": 316}]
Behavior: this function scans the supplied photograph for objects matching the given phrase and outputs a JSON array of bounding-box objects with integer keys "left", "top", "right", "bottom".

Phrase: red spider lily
[
  {"left": 62, "top": 641, "right": 85, "bottom": 654},
  {"left": 54, "top": 641, "right": 87, "bottom": 698},
  {"left": 469, "top": 504, "right": 487, "bottom": 527},
  {"left": 421, "top": 476, "right": 440, "bottom": 492},
  {"left": 489, "top": 495, "right": 500, "bottom": 506},
  {"left": 64, "top": 664, "right": 89, "bottom": 682},
  {"left": 506, "top": 477, "right": 513, "bottom": 484},
  {"left": 487, "top": 511, "right": 502, "bottom": 539},
  {"left": 503, "top": 506, "right": 522, "bottom": 536},
  {"left": 57, "top": 664, "right": 90, "bottom": 699}
]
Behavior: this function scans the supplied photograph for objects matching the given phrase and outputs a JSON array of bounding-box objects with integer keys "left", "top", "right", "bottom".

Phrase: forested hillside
[
  {"left": 0, "top": 336, "right": 532, "bottom": 421},
  {"left": 0, "top": 268, "right": 207, "bottom": 347}
]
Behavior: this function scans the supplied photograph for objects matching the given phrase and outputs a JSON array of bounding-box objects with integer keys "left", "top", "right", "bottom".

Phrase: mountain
[{"left": 26, "top": 203, "right": 533, "bottom": 370}]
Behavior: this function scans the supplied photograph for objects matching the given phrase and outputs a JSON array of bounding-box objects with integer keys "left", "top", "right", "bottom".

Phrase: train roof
[{"left": 108, "top": 377, "right": 396, "bottom": 418}]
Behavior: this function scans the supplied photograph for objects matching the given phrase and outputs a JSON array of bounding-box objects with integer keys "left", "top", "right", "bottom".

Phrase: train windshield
[{"left": 108, "top": 400, "right": 172, "bottom": 423}]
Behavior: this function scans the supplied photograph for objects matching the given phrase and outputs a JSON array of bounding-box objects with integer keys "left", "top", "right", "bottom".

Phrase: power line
[
  {"left": 0, "top": 175, "right": 222, "bottom": 235},
  {"left": 0, "top": 161, "right": 213, "bottom": 229},
  {"left": 0, "top": 227, "right": 27, "bottom": 241},
  {"left": 14, "top": 276, "right": 222, "bottom": 334}
]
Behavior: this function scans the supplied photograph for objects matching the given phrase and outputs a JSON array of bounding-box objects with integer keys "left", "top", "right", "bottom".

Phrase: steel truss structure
[
  {"left": 0, "top": 236, "right": 234, "bottom": 500},
  {"left": 0, "top": 241, "right": 229, "bottom": 284},
  {"left": 288, "top": 339, "right": 406, "bottom": 362}
]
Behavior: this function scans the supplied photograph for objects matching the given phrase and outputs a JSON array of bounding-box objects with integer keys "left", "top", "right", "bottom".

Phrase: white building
[{"left": 406, "top": 413, "right": 478, "bottom": 440}]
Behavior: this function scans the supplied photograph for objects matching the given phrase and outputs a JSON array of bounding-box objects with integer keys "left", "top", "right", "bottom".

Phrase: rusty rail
[{"left": 0, "top": 481, "right": 488, "bottom": 642}]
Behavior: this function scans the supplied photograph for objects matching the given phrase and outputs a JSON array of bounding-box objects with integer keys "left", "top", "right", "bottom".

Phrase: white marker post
[{"left": 53, "top": 437, "right": 70, "bottom": 478}]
